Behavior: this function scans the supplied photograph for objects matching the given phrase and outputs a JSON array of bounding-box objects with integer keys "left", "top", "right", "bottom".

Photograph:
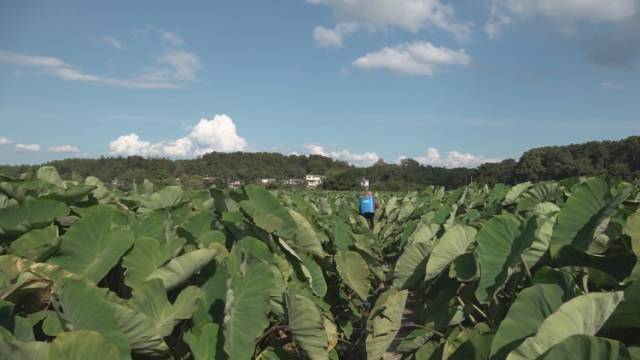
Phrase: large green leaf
[
  {"left": 0, "top": 337, "right": 50, "bottom": 360},
  {"left": 507, "top": 291, "right": 624, "bottom": 360},
  {"left": 129, "top": 279, "right": 203, "bottom": 337},
  {"left": 287, "top": 209, "right": 325, "bottom": 258},
  {"left": 0, "top": 199, "right": 69, "bottom": 240},
  {"left": 184, "top": 323, "right": 225, "bottom": 360},
  {"left": 59, "top": 278, "right": 131, "bottom": 359},
  {"left": 300, "top": 254, "right": 327, "bottom": 297},
  {"left": 550, "top": 177, "right": 631, "bottom": 256},
  {"left": 141, "top": 186, "right": 184, "bottom": 210},
  {"left": 490, "top": 283, "right": 573, "bottom": 360},
  {"left": 393, "top": 240, "right": 431, "bottom": 289},
  {"left": 122, "top": 236, "right": 184, "bottom": 290},
  {"left": 146, "top": 246, "right": 221, "bottom": 291},
  {"left": 475, "top": 215, "right": 536, "bottom": 303},
  {"left": 9, "top": 225, "right": 60, "bottom": 261},
  {"left": 449, "top": 333, "right": 494, "bottom": 360},
  {"left": 425, "top": 225, "right": 477, "bottom": 281},
  {"left": 239, "top": 185, "right": 296, "bottom": 239},
  {"left": 49, "top": 330, "right": 120, "bottom": 360},
  {"left": 36, "top": 166, "right": 64, "bottom": 188},
  {"left": 50, "top": 211, "right": 134, "bottom": 284},
  {"left": 502, "top": 182, "right": 532, "bottom": 206},
  {"left": 538, "top": 335, "right": 630, "bottom": 360},
  {"left": 223, "top": 250, "right": 275, "bottom": 360},
  {"left": 335, "top": 251, "right": 371, "bottom": 300},
  {"left": 365, "top": 288, "right": 408, "bottom": 360},
  {"left": 624, "top": 213, "right": 640, "bottom": 280},
  {"left": 605, "top": 281, "right": 640, "bottom": 328},
  {"left": 286, "top": 290, "right": 328, "bottom": 360}
]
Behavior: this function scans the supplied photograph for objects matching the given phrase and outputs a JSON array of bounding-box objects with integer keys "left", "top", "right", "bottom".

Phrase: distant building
[
  {"left": 227, "top": 179, "right": 242, "bottom": 189},
  {"left": 305, "top": 174, "right": 325, "bottom": 188},
  {"left": 361, "top": 178, "right": 370, "bottom": 189},
  {"left": 281, "top": 178, "right": 304, "bottom": 186},
  {"left": 260, "top": 178, "right": 277, "bottom": 185}
]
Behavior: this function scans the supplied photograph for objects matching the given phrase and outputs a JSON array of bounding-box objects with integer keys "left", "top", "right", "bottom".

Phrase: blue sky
[{"left": 1, "top": 0, "right": 639, "bottom": 167}]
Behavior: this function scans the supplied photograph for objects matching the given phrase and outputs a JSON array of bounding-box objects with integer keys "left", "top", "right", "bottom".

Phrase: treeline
[{"left": 1, "top": 136, "right": 638, "bottom": 190}]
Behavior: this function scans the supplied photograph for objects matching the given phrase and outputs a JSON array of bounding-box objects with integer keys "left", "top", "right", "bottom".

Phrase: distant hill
[{"left": 1, "top": 136, "right": 638, "bottom": 190}]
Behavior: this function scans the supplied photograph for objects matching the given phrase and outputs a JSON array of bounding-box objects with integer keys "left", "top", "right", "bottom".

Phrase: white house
[
  {"left": 281, "top": 178, "right": 304, "bottom": 186},
  {"left": 305, "top": 174, "right": 325, "bottom": 188},
  {"left": 227, "top": 179, "right": 242, "bottom": 189},
  {"left": 260, "top": 178, "right": 277, "bottom": 185}
]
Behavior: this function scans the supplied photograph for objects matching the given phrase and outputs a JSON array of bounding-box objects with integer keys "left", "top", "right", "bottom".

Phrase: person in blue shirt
[{"left": 359, "top": 191, "right": 379, "bottom": 229}]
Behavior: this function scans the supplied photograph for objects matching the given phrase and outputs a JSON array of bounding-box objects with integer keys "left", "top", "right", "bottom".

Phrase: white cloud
[
  {"left": 49, "top": 145, "right": 81, "bottom": 154},
  {"left": 139, "top": 50, "right": 201, "bottom": 82},
  {"left": 0, "top": 50, "right": 188, "bottom": 89},
  {"left": 309, "top": 0, "right": 470, "bottom": 41},
  {"left": 408, "top": 147, "right": 501, "bottom": 168},
  {"left": 0, "top": 137, "right": 12, "bottom": 145},
  {"left": 486, "top": 0, "right": 639, "bottom": 38},
  {"left": 313, "top": 23, "right": 359, "bottom": 47},
  {"left": 353, "top": 41, "right": 472, "bottom": 76},
  {"left": 102, "top": 35, "right": 124, "bottom": 49},
  {"left": 15, "top": 143, "right": 41, "bottom": 152},
  {"left": 304, "top": 144, "right": 380, "bottom": 166},
  {"left": 601, "top": 81, "right": 624, "bottom": 92},
  {"left": 159, "top": 31, "right": 184, "bottom": 46},
  {"left": 109, "top": 114, "right": 248, "bottom": 157}
]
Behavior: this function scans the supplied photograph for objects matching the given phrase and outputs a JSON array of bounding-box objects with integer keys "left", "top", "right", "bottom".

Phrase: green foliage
[{"left": 0, "top": 166, "right": 638, "bottom": 359}]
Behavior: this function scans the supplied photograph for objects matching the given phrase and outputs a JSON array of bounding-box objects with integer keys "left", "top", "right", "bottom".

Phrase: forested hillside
[{"left": 1, "top": 136, "right": 638, "bottom": 190}]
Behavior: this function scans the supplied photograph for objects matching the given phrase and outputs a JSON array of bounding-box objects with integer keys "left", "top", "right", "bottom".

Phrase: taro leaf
[
  {"left": 9, "top": 225, "right": 60, "bottom": 262},
  {"left": 223, "top": 252, "right": 275, "bottom": 360},
  {"left": 550, "top": 177, "right": 631, "bottom": 257},
  {"left": 36, "top": 166, "right": 64, "bottom": 188},
  {"left": 393, "top": 240, "right": 431, "bottom": 289},
  {"left": 0, "top": 337, "right": 50, "bottom": 360},
  {"left": 59, "top": 278, "right": 131, "bottom": 359},
  {"left": 0, "top": 256, "right": 79, "bottom": 295},
  {"left": 141, "top": 186, "right": 184, "bottom": 210},
  {"left": 129, "top": 279, "right": 203, "bottom": 337},
  {"left": 335, "top": 251, "right": 371, "bottom": 300},
  {"left": 50, "top": 211, "right": 134, "bottom": 284},
  {"left": 122, "top": 236, "right": 185, "bottom": 290},
  {"left": 287, "top": 209, "right": 325, "bottom": 258},
  {"left": 502, "top": 182, "right": 532, "bottom": 206},
  {"left": 1, "top": 272, "right": 53, "bottom": 314},
  {"left": 0, "top": 199, "right": 69, "bottom": 241},
  {"left": 448, "top": 333, "right": 494, "bottom": 360},
  {"left": 516, "top": 182, "right": 559, "bottom": 211},
  {"left": 552, "top": 245, "right": 636, "bottom": 281},
  {"left": 506, "top": 291, "right": 624, "bottom": 360},
  {"left": 300, "top": 254, "right": 327, "bottom": 297},
  {"left": 42, "top": 185, "right": 97, "bottom": 204},
  {"left": 49, "top": 330, "right": 119, "bottom": 360},
  {"left": 605, "top": 280, "right": 640, "bottom": 328},
  {"left": 490, "top": 283, "right": 573, "bottom": 360},
  {"left": 624, "top": 213, "right": 640, "bottom": 280},
  {"left": 521, "top": 213, "right": 557, "bottom": 269},
  {"left": 365, "top": 288, "right": 408, "bottom": 360},
  {"left": 146, "top": 246, "right": 221, "bottom": 291},
  {"left": 286, "top": 290, "right": 329, "bottom": 360},
  {"left": 475, "top": 215, "right": 536, "bottom": 303},
  {"left": 538, "top": 335, "right": 630, "bottom": 360},
  {"left": 239, "top": 185, "right": 296, "bottom": 239},
  {"left": 425, "top": 225, "right": 477, "bottom": 281},
  {"left": 408, "top": 222, "right": 439, "bottom": 246},
  {"left": 184, "top": 323, "right": 225, "bottom": 360},
  {"left": 85, "top": 176, "right": 111, "bottom": 203}
]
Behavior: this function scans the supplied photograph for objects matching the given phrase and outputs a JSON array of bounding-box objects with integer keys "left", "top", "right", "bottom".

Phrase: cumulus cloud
[
  {"left": 304, "top": 144, "right": 380, "bottom": 166},
  {"left": 406, "top": 147, "right": 501, "bottom": 168},
  {"left": 49, "top": 145, "right": 81, "bottom": 154},
  {"left": 486, "top": 0, "right": 639, "bottom": 38},
  {"left": 15, "top": 143, "right": 41, "bottom": 152},
  {"left": 109, "top": 114, "right": 248, "bottom": 157},
  {"left": 0, "top": 137, "right": 12, "bottom": 145},
  {"left": 309, "top": 0, "right": 470, "bottom": 41},
  {"left": 313, "top": 23, "right": 359, "bottom": 47},
  {"left": 353, "top": 41, "right": 472, "bottom": 75},
  {"left": 102, "top": 35, "right": 124, "bottom": 49}
]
